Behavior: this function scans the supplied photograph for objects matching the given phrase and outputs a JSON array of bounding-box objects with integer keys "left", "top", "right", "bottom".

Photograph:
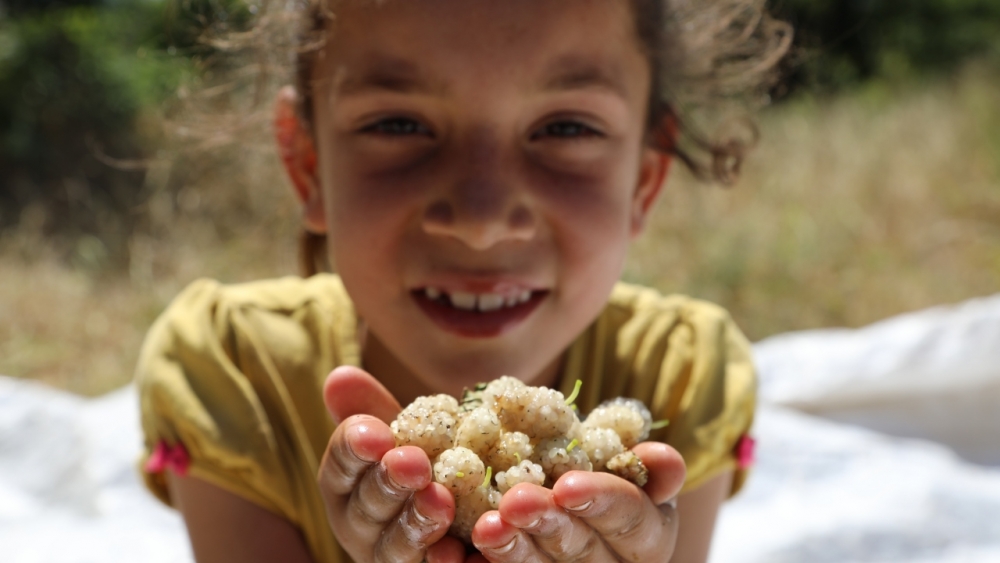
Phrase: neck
[{"left": 361, "top": 332, "right": 437, "bottom": 408}]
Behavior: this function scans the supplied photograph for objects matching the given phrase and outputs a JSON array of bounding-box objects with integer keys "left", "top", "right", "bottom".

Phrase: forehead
[{"left": 318, "top": 0, "right": 648, "bottom": 100}]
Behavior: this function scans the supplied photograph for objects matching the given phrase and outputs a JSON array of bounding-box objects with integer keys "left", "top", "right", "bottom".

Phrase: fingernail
[
  {"left": 665, "top": 497, "right": 678, "bottom": 510},
  {"left": 492, "top": 536, "right": 518, "bottom": 554},
  {"left": 412, "top": 502, "right": 435, "bottom": 526},
  {"left": 523, "top": 517, "right": 542, "bottom": 530},
  {"left": 563, "top": 500, "right": 593, "bottom": 512}
]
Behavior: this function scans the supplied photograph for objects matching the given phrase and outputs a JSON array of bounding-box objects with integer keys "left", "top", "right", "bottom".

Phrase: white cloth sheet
[{"left": 1, "top": 294, "right": 998, "bottom": 562}]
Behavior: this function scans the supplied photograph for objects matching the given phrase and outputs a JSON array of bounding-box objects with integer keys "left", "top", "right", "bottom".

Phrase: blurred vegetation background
[{"left": 1, "top": 0, "right": 999, "bottom": 394}]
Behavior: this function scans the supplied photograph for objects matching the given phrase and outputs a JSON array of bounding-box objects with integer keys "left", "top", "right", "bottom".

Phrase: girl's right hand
[{"left": 318, "top": 366, "right": 467, "bottom": 563}]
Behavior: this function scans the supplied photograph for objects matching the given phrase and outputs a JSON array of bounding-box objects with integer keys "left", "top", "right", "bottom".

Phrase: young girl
[{"left": 136, "top": 1, "right": 790, "bottom": 562}]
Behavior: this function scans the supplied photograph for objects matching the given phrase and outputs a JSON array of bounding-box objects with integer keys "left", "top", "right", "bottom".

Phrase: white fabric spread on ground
[{"left": 1, "top": 294, "right": 998, "bottom": 562}]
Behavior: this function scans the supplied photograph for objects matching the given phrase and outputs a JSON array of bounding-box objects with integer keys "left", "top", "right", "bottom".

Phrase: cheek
[
  {"left": 320, "top": 145, "right": 435, "bottom": 252},
  {"left": 529, "top": 155, "right": 638, "bottom": 253}
]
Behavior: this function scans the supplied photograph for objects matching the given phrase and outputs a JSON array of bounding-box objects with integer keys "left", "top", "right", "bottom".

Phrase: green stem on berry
[
  {"left": 455, "top": 471, "right": 465, "bottom": 478},
  {"left": 650, "top": 419, "right": 670, "bottom": 430},
  {"left": 566, "top": 438, "right": 580, "bottom": 452},
  {"left": 483, "top": 467, "right": 493, "bottom": 488},
  {"left": 564, "top": 379, "right": 583, "bottom": 406},
  {"left": 514, "top": 452, "right": 521, "bottom": 463}
]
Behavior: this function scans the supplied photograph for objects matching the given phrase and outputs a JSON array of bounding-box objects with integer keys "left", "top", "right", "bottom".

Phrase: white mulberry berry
[
  {"left": 495, "top": 459, "right": 546, "bottom": 493},
  {"left": 532, "top": 436, "right": 592, "bottom": 485},
  {"left": 584, "top": 398, "right": 652, "bottom": 448},
  {"left": 391, "top": 395, "right": 458, "bottom": 457},
  {"left": 433, "top": 447, "right": 486, "bottom": 497},
  {"left": 454, "top": 406, "right": 501, "bottom": 458},
  {"left": 485, "top": 431, "right": 534, "bottom": 473},
  {"left": 606, "top": 450, "right": 649, "bottom": 487},
  {"left": 496, "top": 386, "right": 578, "bottom": 439},
  {"left": 451, "top": 483, "right": 501, "bottom": 543},
  {"left": 580, "top": 426, "right": 625, "bottom": 471}
]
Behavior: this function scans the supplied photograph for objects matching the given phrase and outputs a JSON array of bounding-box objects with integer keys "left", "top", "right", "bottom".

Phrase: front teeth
[
  {"left": 449, "top": 291, "right": 478, "bottom": 310},
  {"left": 477, "top": 293, "right": 505, "bottom": 312},
  {"left": 424, "top": 288, "right": 534, "bottom": 311}
]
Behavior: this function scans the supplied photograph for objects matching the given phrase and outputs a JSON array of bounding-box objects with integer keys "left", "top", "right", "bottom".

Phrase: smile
[
  {"left": 423, "top": 287, "right": 533, "bottom": 312},
  {"left": 412, "top": 287, "right": 548, "bottom": 338}
]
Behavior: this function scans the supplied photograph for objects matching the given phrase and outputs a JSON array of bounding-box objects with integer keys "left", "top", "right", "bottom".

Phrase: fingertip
[
  {"left": 632, "top": 442, "right": 686, "bottom": 504},
  {"left": 343, "top": 416, "right": 396, "bottom": 463},
  {"left": 323, "top": 365, "right": 402, "bottom": 425},
  {"left": 323, "top": 366, "right": 367, "bottom": 423},
  {"left": 470, "top": 510, "right": 511, "bottom": 547},
  {"left": 382, "top": 446, "right": 432, "bottom": 490},
  {"left": 414, "top": 482, "right": 456, "bottom": 522},
  {"left": 497, "top": 482, "right": 551, "bottom": 526}
]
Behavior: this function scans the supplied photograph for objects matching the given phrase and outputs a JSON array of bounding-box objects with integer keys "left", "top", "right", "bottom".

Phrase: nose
[{"left": 422, "top": 132, "right": 536, "bottom": 250}]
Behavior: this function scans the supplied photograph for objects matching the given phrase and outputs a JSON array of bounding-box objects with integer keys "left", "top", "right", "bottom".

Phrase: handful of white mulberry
[{"left": 390, "top": 376, "right": 667, "bottom": 543}]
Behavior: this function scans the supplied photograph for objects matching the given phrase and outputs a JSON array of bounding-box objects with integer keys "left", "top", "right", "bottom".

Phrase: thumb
[{"left": 323, "top": 365, "right": 403, "bottom": 426}]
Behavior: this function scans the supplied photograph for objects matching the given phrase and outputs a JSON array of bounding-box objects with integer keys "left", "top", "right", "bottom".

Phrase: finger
[
  {"left": 426, "top": 535, "right": 466, "bottom": 563},
  {"left": 553, "top": 471, "right": 678, "bottom": 563},
  {"left": 318, "top": 415, "right": 396, "bottom": 498},
  {"left": 498, "top": 483, "right": 612, "bottom": 562},
  {"left": 373, "top": 482, "right": 455, "bottom": 563},
  {"left": 632, "top": 442, "right": 686, "bottom": 505},
  {"left": 345, "top": 446, "right": 432, "bottom": 530},
  {"left": 472, "top": 511, "right": 554, "bottom": 563},
  {"left": 324, "top": 365, "right": 402, "bottom": 425}
]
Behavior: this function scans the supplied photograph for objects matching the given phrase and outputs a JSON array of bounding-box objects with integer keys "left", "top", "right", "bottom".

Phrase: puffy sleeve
[
  {"left": 136, "top": 280, "right": 342, "bottom": 523},
  {"left": 561, "top": 284, "right": 757, "bottom": 497},
  {"left": 646, "top": 298, "right": 756, "bottom": 496}
]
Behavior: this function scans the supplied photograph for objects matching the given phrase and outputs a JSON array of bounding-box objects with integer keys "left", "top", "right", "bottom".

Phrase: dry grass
[
  {"left": 3, "top": 66, "right": 999, "bottom": 395},
  {"left": 627, "top": 63, "right": 1000, "bottom": 338}
]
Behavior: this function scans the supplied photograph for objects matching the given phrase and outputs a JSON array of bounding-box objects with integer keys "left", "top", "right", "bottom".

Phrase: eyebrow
[
  {"left": 541, "top": 55, "right": 632, "bottom": 99},
  {"left": 335, "top": 54, "right": 446, "bottom": 97},
  {"left": 332, "top": 53, "right": 632, "bottom": 100}
]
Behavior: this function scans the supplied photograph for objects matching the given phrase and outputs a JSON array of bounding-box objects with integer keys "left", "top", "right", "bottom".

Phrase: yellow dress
[{"left": 136, "top": 274, "right": 756, "bottom": 562}]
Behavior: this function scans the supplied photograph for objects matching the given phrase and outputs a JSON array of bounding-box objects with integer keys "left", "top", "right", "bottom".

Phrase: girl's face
[{"left": 304, "top": 0, "right": 669, "bottom": 397}]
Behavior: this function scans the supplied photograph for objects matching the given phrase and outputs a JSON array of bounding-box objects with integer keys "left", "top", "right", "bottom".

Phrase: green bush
[
  {"left": 0, "top": 1, "right": 192, "bottom": 266},
  {"left": 774, "top": 0, "right": 1000, "bottom": 93}
]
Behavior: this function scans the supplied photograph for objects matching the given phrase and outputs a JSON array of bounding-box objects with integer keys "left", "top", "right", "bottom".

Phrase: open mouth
[{"left": 412, "top": 287, "right": 548, "bottom": 338}]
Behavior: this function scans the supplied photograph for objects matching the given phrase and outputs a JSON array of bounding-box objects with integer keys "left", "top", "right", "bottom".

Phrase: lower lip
[{"left": 412, "top": 291, "right": 547, "bottom": 338}]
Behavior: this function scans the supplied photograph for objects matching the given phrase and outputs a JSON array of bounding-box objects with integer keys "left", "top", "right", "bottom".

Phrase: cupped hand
[
  {"left": 317, "top": 366, "right": 467, "bottom": 563},
  {"left": 471, "top": 442, "right": 686, "bottom": 563}
]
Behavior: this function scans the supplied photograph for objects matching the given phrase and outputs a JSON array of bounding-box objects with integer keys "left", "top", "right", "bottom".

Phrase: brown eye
[
  {"left": 363, "top": 117, "right": 432, "bottom": 137},
  {"left": 533, "top": 121, "right": 602, "bottom": 140}
]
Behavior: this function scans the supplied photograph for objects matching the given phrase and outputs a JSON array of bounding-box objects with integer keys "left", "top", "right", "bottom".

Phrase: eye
[
  {"left": 361, "top": 117, "right": 433, "bottom": 137},
  {"left": 532, "top": 120, "right": 603, "bottom": 140}
]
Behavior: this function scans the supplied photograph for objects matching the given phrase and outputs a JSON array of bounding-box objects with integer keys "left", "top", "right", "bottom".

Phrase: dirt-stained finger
[
  {"left": 631, "top": 442, "right": 686, "bottom": 506},
  {"left": 318, "top": 415, "right": 396, "bottom": 499},
  {"left": 553, "top": 472, "right": 678, "bottom": 563},
  {"left": 472, "top": 511, "right": 555, "bottom": 563},
  {"left": 373, "top": 483, "right": 455, "bottom": 563},
  {"left": 499, "top": 483, "right": 613, "bottom": 562},
  {"left": 345, "top": 446, "right": 432, "bottom": 536}
]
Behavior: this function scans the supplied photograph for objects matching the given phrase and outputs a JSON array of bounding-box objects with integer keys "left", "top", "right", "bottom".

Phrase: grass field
[{"left": 2, "top": 65, "right": 999, "bottom": 396}]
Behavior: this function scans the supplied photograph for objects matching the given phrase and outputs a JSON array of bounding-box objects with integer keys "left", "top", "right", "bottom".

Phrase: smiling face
[{"left": 295, "top": 0, "right": 669, "bottom": 399}]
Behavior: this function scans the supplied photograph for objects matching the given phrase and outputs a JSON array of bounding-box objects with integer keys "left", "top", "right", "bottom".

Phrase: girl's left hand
[{"left": 469, "top": 442, "right": 686, "bottom": 563}]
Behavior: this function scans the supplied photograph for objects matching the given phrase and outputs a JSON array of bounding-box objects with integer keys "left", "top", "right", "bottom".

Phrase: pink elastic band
[
  {"left": 145, "top": 440, "right": 191, "bottom": 476},
  {"left": 735, "top": 434, "right": 756, "bottom": 470}
]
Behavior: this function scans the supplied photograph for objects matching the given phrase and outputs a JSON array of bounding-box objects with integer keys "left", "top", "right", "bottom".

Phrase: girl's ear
[
  {"left": 631, "top": 150, "right": 671, "bottom": 236},
  {"left": 274, "top": 86, "right": 326, "bottom": 234},
  {"left": 630, "top": 114, "right": 677, "bottom": 236}
]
